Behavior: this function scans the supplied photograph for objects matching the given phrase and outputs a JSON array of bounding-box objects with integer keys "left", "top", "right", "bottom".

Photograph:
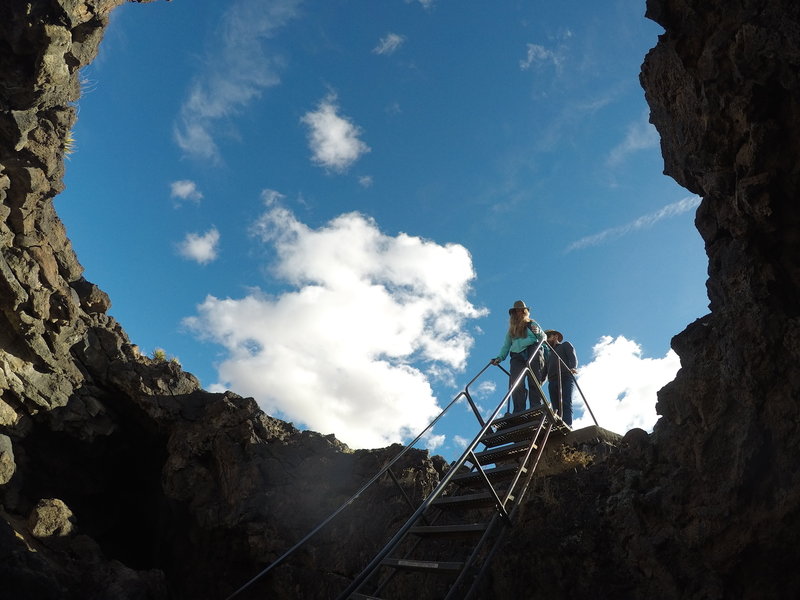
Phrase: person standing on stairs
[
  {"left": 544, "top": 329, "right": 578, "bottom": 426},
  {"left": 490, "top": 300, "right": 547, "bottom": 413}
]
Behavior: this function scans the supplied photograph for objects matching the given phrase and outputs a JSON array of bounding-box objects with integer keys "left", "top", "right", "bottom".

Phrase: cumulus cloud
[
  {"left": 358, "top": 175, "right": 374, "bottom": 188},
  {"left": 373, "top": 33, "right": 406, "bottom": 55},
  {"left": 606, "top": 113, "right": 660, "bottom": 166},
  {"left": 572, "top": 335, "right": 680, "bottom": 433},
  {"left": 566, "top": 196, "right": 701, "bottom": 252},
  {"left": 170, "top": 180, "right": 203, "bottom": 205},
  {"left": 184, "top": 201, "right": 487, "bottom": 449},
  {"left": 301, "top": 94, "right": 371, "bottom": 172},
  {"left": 173, "top": 0, "right": 301, "bottom": 162},
  {"left": 177, "top": 227, "right": 220, "bottom": 264}
]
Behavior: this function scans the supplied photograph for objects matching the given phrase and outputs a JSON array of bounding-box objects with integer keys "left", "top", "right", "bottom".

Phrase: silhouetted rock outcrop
[
  {"left": 2, "top": 0, "right": 799, "bottom": 599},
  {"left": 0, "top": 2, "right": 445, "bottom": 598},
  {"left": 482, "top": 1, "right": 800, "bottom": 598}
]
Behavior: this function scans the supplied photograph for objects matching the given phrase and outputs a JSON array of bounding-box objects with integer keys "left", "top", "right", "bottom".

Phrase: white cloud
[
  {"left": 373, "top": 33, "right": 406, "bottom": 55},
  {"left": 261, "top": 188, "right": 285, "bottom": 206},
  {"left": 177, "top": 227, "right": 221, "bottom": 264},
  {"left": 566, "top": 196, "right": 701, "bottom": 252},
  {"left": 453, "top": 435, "right": 470, "bottom": 449},
  {"left": 358, "top": 175, "right": 374, "bottom": 188},
  {"left": 520, "top": 43, "right": 560, "bottom": 71},
  {"left": 184, "top": 202, "right": 487, "bottom": 449},
  {"left": 572, "top": 335, "right": 680, "bottom": 433},
  {"left": 473, "top": 380, "right": 496, "bottom": 399},
  {"left": 170, "top": 180, "right": 203, "bottom": 205},
  {"left": 301, "top": 94, "right": 371, "bottom": 172},
  {"left": 606, "top": 113, "right": 660, "bottom": 166},
  {"left": 173, "top": 0, "right": 301, "bottom": 162},
  {"left": 422, "top": 431, "right": 446, "bottom": 451}
]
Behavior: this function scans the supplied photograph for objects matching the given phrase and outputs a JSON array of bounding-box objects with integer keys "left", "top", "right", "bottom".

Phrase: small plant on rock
[{"left": 63, "top": 130, "right": 76, "bottom": 158}]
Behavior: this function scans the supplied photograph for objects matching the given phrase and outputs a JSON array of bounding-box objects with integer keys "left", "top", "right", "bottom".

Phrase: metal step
[
  {"left": 432, "top": 491, "right": 513, "bottom": 510},
  {"left": 381, "top": 558, "right": 464, "bottom": 573},
  {"left": 481, "top": 420, "right": 541, "bottom": 447},
  {"left": 491, "top": 403, "right": 549, "bottom": 429},
  {"left": 451, "top": 463, "right": 524, "bottom": 486},
  {"left": 472, "top": 440, "right": 535, "bottom": 465},
  {"left": 409, "top": 523, "right": 489, "bottom": 538},
  {"left": 491, "top": 403, "right": 572, "bottom": 435}
]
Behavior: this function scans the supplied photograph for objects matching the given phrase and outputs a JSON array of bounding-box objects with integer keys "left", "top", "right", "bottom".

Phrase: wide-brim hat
[
  {"left": 508, "top": 300, "right": 530, "bottom": 315},
  {"left": 545, "top": 329, "right": 564, "bottom": 342}
]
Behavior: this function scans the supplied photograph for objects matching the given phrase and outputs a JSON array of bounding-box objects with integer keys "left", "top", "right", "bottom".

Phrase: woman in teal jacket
[{"left": 490, "top": 300, "right": 546, "bottom": 413}]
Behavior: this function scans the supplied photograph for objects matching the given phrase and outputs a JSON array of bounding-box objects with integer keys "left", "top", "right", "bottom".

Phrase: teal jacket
[{"left": 495, "top": 320, "right": 546, "bottom": 362}]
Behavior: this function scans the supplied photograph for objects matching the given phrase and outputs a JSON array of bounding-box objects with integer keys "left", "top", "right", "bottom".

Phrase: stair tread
[
  {"left": 432, "top": 490, "right": 513, "bottom": 509},
  {"left": 491, "top": 403, "right": 549, "bottom": 429},
  {"left": 409, "top": 523, "right": 488, "bottom": 537},
  {"left": 451, "top": 463, "right": 523, "bottom": 485},
  {"left": 481, "top": 421, "right": 541, "bottom": 447},
  {"left": 491, "top": 403, "right": 572, "bottom": 435},
  {"left": 472, "top": 440, "right": 536, "bottom": 465},
  {"left": 382, "top": 558, "right": 464, "bottom": 572}
]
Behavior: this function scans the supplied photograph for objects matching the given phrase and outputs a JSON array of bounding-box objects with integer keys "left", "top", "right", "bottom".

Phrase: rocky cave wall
[
  {"left": 484, "top": 1, "right": 800, "bottom": 598},
  {"left": 0, "top": 2, "right": 446, "bottom": 599},
  {"left": 1, "top": 0, "right": 799, "bottom": 599}
]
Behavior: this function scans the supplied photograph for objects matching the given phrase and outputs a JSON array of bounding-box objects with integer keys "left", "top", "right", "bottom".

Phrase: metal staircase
[
  {"left": 225, "top": 338, "right": 596, "bottom": 600},
  {"left": 339, "top": 400, "right": 571, "bottom": 600}
]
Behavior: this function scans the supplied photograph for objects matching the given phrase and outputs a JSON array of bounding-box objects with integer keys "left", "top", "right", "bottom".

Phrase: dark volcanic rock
[
  {"left": 482, "top": 1, "right": 800, "bottom": 599},
  {"left": 2, "top": 0, "right": 800, "bottom": 599},
  {"left": 0, "top": 2, "right": 445, "bottom": 599}
]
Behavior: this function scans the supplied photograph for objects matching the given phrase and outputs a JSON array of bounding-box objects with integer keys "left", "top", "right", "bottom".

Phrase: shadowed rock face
[
  {"left": 0, "top": 2, "right": 446, "bottom": 599},
  {"left": 1, "top": 0, "right": 799, "bottom": 599},
  {"left": 485, "top": 1, "right": 800, "bottom": 598}
]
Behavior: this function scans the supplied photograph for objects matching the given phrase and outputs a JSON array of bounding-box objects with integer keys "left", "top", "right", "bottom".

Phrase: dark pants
[
  {"left": 548, "top": 376, "right": 575, "bottom": 426},
  {"left": 509, "top": 351, "right": 544, "bottom": 413}
]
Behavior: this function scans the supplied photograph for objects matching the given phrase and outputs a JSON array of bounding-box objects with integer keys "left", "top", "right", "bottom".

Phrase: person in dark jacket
[{"left": 544, "top": 329, "right": 578, "bottom": 426}]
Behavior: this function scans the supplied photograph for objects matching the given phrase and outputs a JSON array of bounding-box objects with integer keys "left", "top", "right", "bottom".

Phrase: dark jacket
[{"left": 546, "top": 341, "right": 577, "bottom": 380}]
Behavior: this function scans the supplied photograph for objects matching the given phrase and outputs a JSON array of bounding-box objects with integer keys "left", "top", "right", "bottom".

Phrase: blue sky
[{"left": 57, "top": 0, "right": 707, "bottom": 457}]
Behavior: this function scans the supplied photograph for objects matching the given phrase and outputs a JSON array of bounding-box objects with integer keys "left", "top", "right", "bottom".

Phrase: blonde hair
[{"left": 508, "top": 308, "right": 531, "bottom": 339}]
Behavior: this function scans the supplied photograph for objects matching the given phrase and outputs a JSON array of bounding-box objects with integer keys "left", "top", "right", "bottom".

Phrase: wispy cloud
[
  {"left": 373, "top": 33, "right": 406, "bottom": 55},
  {"left": 358, "top": 175, "right": 374, "bottom": 188},
  {"left": 301, "top": 94, "right": 371, "bottom": 172},
  {"left": 453, "top": 435, "right": 470, "bottom": 449},
  {"left": 173, "top": 0, "right": 301, "bottom": 162},
  {"left": 177, "top": 227, "right": 220, "bottom": 264},
  {"left": 520, "top": 43, "right": 562, "bottom": 71},
  {"left": 606, "top": 112, "right": 660, "bottom": 166},
  {"left": 184, "top": 200, "right": 487, "bottom": 449},
  {"left": 169, "top": 180, "right": 203, "bottom": 206},
  {"left": 573, "top": 335, "right": 680, "bottom": 433},
  {"left": 565, "top": 196, "right": 701, "bottom": 252},
  {"left": 519, "top": 30, "right": 572, "bottom": 74}
]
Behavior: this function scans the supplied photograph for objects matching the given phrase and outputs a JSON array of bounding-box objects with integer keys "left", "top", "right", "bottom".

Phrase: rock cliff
[
  {"left": 483, "top": 0, "right": 800, "bottom": 598},
  {"left": 0, "top": 2, "right": 445, "bottom": 598},
  {"left": 1, "top": 0, "right": 799, "bottom": 599}
]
